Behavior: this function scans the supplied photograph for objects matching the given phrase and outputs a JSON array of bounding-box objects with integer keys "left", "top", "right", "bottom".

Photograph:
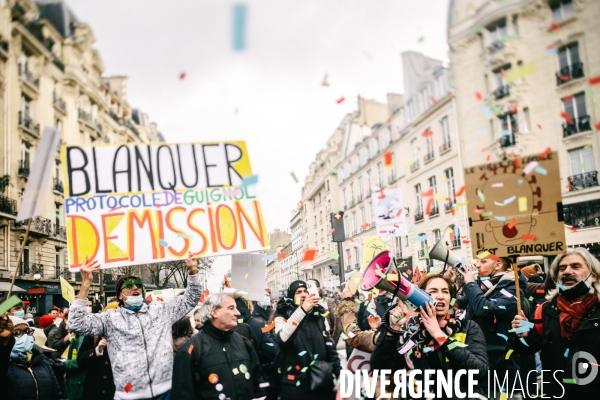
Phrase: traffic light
[{"left": 330, "top": 211, "right": 345, "bottom": 242}]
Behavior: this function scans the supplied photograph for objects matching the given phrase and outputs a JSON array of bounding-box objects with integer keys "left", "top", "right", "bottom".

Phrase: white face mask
[
  {"left": 85, "top": 306, "right": 92, "bottom": 314},
  {"left": 260, "top": 296, "right": 270, "bottom": 308},
  {"left": 124, "top": 295, "right": 144, "bottom": 307}
]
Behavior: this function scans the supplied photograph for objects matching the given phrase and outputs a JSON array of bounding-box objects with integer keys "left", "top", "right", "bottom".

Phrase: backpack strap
[{"left": 533, "top": 301, "right": 547, "bottom": 337}]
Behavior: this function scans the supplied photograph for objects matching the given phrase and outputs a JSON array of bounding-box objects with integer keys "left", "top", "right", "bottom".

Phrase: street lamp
[{"left": 33, "top": 273, "right": 41, "bottom": 314}]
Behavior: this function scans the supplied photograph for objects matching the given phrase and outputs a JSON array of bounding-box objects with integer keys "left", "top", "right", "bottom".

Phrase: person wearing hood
[
  {"left": 449, "top": 255, "right": 529, "bottom": 399},
  {"left": 235, "top": 293, "right": 279, "bottom": 400},
  {"left": 513, "top": 248, "right": 600, "bottom": 398},
  {"left": 274, "top": 280, "right": 341, "bottom": 400},
  {"left": 68, "top": 254, "right": 202, "bottom": 400},
  {"left": 1, "top": 315, "right": 64, "bottom": 399}
]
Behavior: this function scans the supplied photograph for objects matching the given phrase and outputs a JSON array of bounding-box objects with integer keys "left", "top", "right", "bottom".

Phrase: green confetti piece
[
  {"left": 563, "top": 378, "right": 576, "bottom": 385},
  {"left": 238, "top": 318, "right": 244, "bottom": 323},
  {"left": 477, "top": 189, "right": 486, "bottom": 203},
  {"left": 450, "top": 298, "right": 456, "bottom": 306},
  {"left": 327, "top": 252, "right": 339, "bottom": 260},
  {"left": 291, "top": 172, "right": 298, "bottom": 183},
  {"left": 483, "top": 306, "right": 488, "bottom": 309},
  {"left": 481, "top": 211, "right": 493, "bottom": 217},
  {"left": 287, "top": 366, "right": 292, "bottom": 371},
  {"left": 447, "top": 341, "right": 468, "bottom": 350},
  {"left": 340, "top": 332, "right": 348, "bottom": 340},
  {"left": 310, "top": 360, "right": 315, "bottom": 366},
  {"left": 301, "top": 367, "right": 308, "bottom": 372},
  {"left": 296, "top": 381, "right": 301, "bottom": 386},
  {"left": 223, "top": 347, "right": 226, "bottom": 352}
]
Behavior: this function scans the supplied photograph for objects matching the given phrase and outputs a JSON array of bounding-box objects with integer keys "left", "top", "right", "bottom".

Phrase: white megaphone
[{"left": 429, "top": 239, "right": 464, "bottom": 274}]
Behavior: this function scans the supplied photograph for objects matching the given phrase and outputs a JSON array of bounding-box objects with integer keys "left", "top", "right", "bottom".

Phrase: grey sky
[{"left": 63, "top": 1, "right": 449, "bottom": 289}]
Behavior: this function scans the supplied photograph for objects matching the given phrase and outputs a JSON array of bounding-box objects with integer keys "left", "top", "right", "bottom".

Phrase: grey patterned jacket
[{"left": 68, "top": 273, "right": 202, "bottom": 400}]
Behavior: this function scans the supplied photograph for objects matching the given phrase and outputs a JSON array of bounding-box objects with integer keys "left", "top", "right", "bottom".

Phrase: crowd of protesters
[{"left": 1, "top": 247, "right": 599, "bottom": 399}]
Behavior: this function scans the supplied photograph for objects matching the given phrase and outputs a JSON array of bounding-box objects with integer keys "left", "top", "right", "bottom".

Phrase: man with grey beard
[{"left": 513, "top": 247, "right": 600, "bottom": 398}]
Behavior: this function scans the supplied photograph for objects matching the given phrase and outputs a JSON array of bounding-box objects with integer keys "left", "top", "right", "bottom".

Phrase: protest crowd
[{"left": 0, "top": 245, "right": 598, "bottom": 400}]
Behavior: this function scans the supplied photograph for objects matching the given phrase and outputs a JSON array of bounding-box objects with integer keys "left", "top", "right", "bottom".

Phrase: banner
[
  {"left": 371, "top": 188, "right": 408, "bottom": 237},
  {"left": 464, "top": 152, "right": 565, "bottom": 257},
  {"left": 231, "top": 253, "right": 266, "bottom": 301},
  {"left": 62, "top": 141, "right": 269, "bottom": 269},
  {"left": 60, "top": 277, "right": 75, "bottom": 304}
]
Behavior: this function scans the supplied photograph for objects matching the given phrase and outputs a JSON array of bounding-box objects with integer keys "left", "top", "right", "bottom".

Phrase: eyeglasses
[
  {"left": 122, "top": 278, "right": 144, "bottom": 290},
  {"left": 13, "top": 328, "right": 35, "bottom": 338}
]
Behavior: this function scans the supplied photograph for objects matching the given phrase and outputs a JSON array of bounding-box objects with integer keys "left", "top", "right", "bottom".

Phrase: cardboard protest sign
[
  {"left": 62, "top": 141, "right": 269, "bottom": 269},
  {"left": 371, "top": 188, "right": 408, "bottom": 237},
  {"left": 362, "top": 236, "right": 390, "bottom": 270},
  {"left": 231, "top": 253, "right": 265, "bottom": 301},
  {"left": 464, "top": 152, "right": 565, "bottom": 257},
  {"left": 60, "top": 277, "right": 75, "bottom": 304}
]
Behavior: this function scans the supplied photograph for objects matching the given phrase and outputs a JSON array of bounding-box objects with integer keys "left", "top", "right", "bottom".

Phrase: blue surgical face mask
[
  {"left": 124, "top": 295, "right": 144, "bottom": 307},
  {"left": 13, "top": 310, "right": 25, "bottom": 319},
  {"left": 13, "top": 335, "right": 35, "bottom": 353}
]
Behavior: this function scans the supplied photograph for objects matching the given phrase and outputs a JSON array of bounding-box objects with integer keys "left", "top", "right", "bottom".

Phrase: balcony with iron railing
[
  {"left": 568, "top": 171, "right": 599, "bottom": 191},
  {"left": 78, "top": 109, "right": 102, "bottom": 133},
  {"left": 414, "top": 212, "right": 424, "bottom": 223},
  {"left": 417, "top": 249, "right": 426, "bottom": 258},
  {"left": 0, "top": 195, "right": 17, "bottom": 215},
  {"left": 556, "top": 62, "right": 584, "bottom": 86},
  {"left": 350, "top": 199, "right": 355, "bottom": 207},
  {"left": 388, "top": 174, "right": 398, "bottom": 184},
  {"left": 19, "top": 69, "right": 39, "bottom": 89},
  {"left": 14, "top": 216, "right": 53, "bottom": 236},
  {"left": 53, "top": 224, "right": 67, "bottom": 240},
  {"left": 424, "top": 151, "right": 435, "bottom": 163},
  {"left": 563, "top": 115, "right": 592, "bottom": 137},
  {"left": 18, "top": 159, "right": 30, "bottom": 177},
  {"left": 439, "top": 141, "right": 451, "bottom": 154},
  {"left": 53, "top": 178, "right": 64, "bottom": 193},
  {"left": 499, "top": 134, "right": 516, "bottom": 148},
  {"left": 430, "top": 205, "right": 440, "bottom": 217},
  {"left": 57, "top": 267, "right": 74, "bottom": 280},
  {"left": 18, "top": 111, "right": 40, "bottom": 136},
  {"left": 123, "top": 118, "right": 140, "bottom": 137},
  {"left": 410, "top": 160, "right": 419, "bottom": 172},
  {"left": 564, "top": 199, "right": 600, "bottom": 229},
  {"left": 53, "top": 92, "right": 66, "bottom": 113},
  {"left": 20, "top": 262, "right": 43, "bottom": 277},
  {"left": 494, "top": 85, "right": 510, "bottom": 100},
  {"left": 444, "top": 201, "right": 455, "bottom": 213},
  {"left": 488, "top": 40, "right": 505, "bottom": 53}
]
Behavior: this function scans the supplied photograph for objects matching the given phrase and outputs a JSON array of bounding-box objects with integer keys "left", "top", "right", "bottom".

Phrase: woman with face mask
[
  {"left": 1, "top": 315, "right": 64, "bottom": 399},
  {"left": 370, "top": 275, "right": 489, "bottom": 399}
]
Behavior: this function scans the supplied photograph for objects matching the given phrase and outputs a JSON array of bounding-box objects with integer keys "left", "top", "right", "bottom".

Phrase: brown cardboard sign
[{"left": 464, "top": 152, "right": 565, "bottom": 257}]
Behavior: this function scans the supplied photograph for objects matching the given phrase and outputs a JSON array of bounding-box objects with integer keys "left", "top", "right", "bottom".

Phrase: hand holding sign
[
  {"left": 185, "top": 252, "right": 199, "bottom": 275},
  {"left": 77, "top": 258, "right": 101, "bottom": 301}
]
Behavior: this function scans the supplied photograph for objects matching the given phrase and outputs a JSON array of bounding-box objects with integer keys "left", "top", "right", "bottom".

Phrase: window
[
  {"left": 523, "top": 108, "right": 531, "bottom": 133},
  {"left": 411, "top": 138, "right": 419, "bottom": 164},
  {"left": 327, "top": 200, "right": 331, "bottom": 213},
  {"left": 390, "top": 153, "right": 397, "bottom": 180},
  {"left": 499, "top": 112, "right": 518, "bottom": 147},
  {"left": 562, "top": 92, "right": 590, "bottom": 136},
  {"left": 343, "top": 188, "right": 347, "bottom": 208},
  {"left": 314, "top": 215, "right": 317, "bottom": 227},
  {"left": 360, "top": 207, "right": 365, "bottom": 226},
  {"left": 55, "top": 162, "right": 61, "bottom": 181},
  {"left": 488, "top": 18, "right": 507, "bottom": 44},
  {"left": 569, "top": 147, "right": 596, "bottom": 176},
  {"left": 20, "top": 95, "right": 32, "bottom": 120},
  {"left": 55, "top": 247, "right": 62, "bottom": 268},
  {"left": 394, "top": 236, "right": 402, "bottom": 252},
  {"left": 55, "top": 203, "right": 61, "bottom": 227},
  {"left": 358, "top": 176, "right": 364, "bottom": 199},
  {"left": 440, "top": 116, "right": 450, "bottom": 146},
  {"left": 433, "top": 229, "right": 441, "bottom": 243},
  {"left": 415, "top": 184, "right": 424, "bottom": 215},
  {"left": 557, "top": 43, "right": 583, "bottom": 84},
  {"left": 367, "top": 202, "right": 372, "bottom": 223},
  {"left": 366, "top": 170, "right": 372, "bottom": 191},
  {"left": 493, "top": 64, "right": 511, "bottom": 89},
  {"left": 326, "top": 179, "right": 330, "bottom": 192},
  {"left": 21, "top": 142, "right": 30, "bottom": 165},
  {"left": 451, "top": 225, "right": 461, "bottom": 247},
  {"left": 377, "top": 162, "right": 383, "bottom": 188},
  {"left": 354, "top": 248, "right": 360, "bottom": 268},
  {"left": 350, "top": 183, "right": 355, "bottom": 204},
  {"left": 445, "top": 168, "right": 456, "bottom": 203},
  {"left": 428, "top": 176, "right": 438, "bottom": 214},
  {"left": 352, "top": 212, "right": 357, "bottom": 232},
  {"left": 550, "top": 0, "right": 574, "bottom": 23}
]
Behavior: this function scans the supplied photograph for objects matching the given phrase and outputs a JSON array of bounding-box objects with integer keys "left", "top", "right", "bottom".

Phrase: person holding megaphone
[{"left": 370, "top": 274, "right": 489, "bottom": 399}]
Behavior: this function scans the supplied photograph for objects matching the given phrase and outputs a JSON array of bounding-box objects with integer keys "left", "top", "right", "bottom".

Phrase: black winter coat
[
  {"left": 370, "top": 320, "right": 489, "bottom": 399},
  {"left": 516, "top": 296, "right": 600, "bottom": 398},
  {"left": 274, "top": 298, "right": 341, "bottom": 400},
  {"left": 76, "top": 335, "right": 115, "bottom": 400},
  {"left": 172, "top": 322, "right": 267, "bottom": 400},
  {"left": 1, "top": 346, "right": 64, "bottom": 400},
  {"left": 457, "top": 271, "right": 528, "bottom": 373}
]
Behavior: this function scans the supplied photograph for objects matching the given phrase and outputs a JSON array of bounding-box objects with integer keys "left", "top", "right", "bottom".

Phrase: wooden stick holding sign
[{"left": 7, "top": 127, "right": 61, "bottom": 298}]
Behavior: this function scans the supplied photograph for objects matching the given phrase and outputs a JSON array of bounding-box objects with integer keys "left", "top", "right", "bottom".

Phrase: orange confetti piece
[
  {"left": 589, "top": 75, "right": 600, "bottom": 86},
  {"left": 595, "top": 122, "right": 600, "bottom": 131},
  {"left": 429, "top": 96, "right": 438, "bottom": 105},
  {"left": 475, "top": 91, "right": 483, "bottom": 101},
  {"left": 425, "top": 197, "right": 433, "bottom": 215},
  {"left": 522, "top": 234, "right": 536, "bottom": 241},
  {"left": 507, "top": 218, "right": 518, "bottom": 229},
  {"left": 549, "top": 22, "right": 559, "bottom": 31},
  {"left": 566, "top": 225, "right": 578, "bottom": 232},
  {"left": 563, "top": 94, "right": 574, "bottom": 102},
  {"left": 277, "top": 252, "right": 286, "bottom": 260},
  {"left": 422, "top": 129, "right": 433, "bottom": 137},
  {"left": 378, "top": 190, "right": 385, "bottom": 199},
  {"left": 488, "top": 254, "right": 500, "bottom": 261},
  {"left": 486, "top": 154, "right": 491, "bottom": 161},
  {"left": 291, "top": 321, "right": 298, "bottom": 326},
  {"left": 514, "top": 158, "right": 521, "bottom": 168},
  {"left": 462, "top": 239, "right": 470, "bottom": 244},
  {"left": 179, "top": 72, "right": 186, "bottom": 80},
  {"left": 536, "top": 124, "right": 542, "bottom": 129},
  {"left": 383, "top": 151, "right": 393, "bottom": 166},
  {"left": 336, "top": 97, "right": 345, "bottom": 104},
  {"left": 454, "top": 186, "right": 466, "bottom": 197},
  {"left": 536, "top": 289, "right": 545, "bottom": 294},
  {"left": 188, "top": 344, "right": 194, "bottom": 354},
  {"left": 302, "top": 248, "right": 317, "bottom": 262},
  {"left": 481, "top": 146, "right": 490, "bottom": 152},
  {"left": 287, "top": 374, "right": 295, "bottom": 381},
  {"left": 540, "top": 147, "right": 551, "bottom": 159},
  {"left": 330, "top": 228, "right": 335, "bottom": 234},
  {"left": 560, "top": 111, "right": 572, "bottom": 124},
  {"left": 396, "top": 208, "right": 403, "bottom": 217},
  {"left": 360, "top": 223, "right": 369, "bottom": 229},
  {"left": 437, "top": 336, "right": 447, "bottom": 344}
]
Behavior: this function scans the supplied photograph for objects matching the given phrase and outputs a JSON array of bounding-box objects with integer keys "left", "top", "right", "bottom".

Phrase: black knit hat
[{"left": 287, "top": 280, "right": 307, "bottom": 300}]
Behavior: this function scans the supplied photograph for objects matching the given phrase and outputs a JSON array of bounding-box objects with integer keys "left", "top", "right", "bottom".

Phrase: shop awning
[{"left": 0, "top": 282, "right": 26, "bottom": 293}]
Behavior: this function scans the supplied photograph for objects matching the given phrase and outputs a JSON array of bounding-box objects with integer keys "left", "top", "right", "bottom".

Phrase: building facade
[
  {"left": 448, "top": 0, "right": 600, "bottom": 257},
  {"left": 0, "top": 0, "right": 162, "bottom": 312}
]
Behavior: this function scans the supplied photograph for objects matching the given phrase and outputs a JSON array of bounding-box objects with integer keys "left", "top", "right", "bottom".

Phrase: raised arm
[
  {"left": 165, "top": 252, "right": 202, "bottom": 324},
  {"left": 68, "top": 259, "right": 106, "bottom": 337}
]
